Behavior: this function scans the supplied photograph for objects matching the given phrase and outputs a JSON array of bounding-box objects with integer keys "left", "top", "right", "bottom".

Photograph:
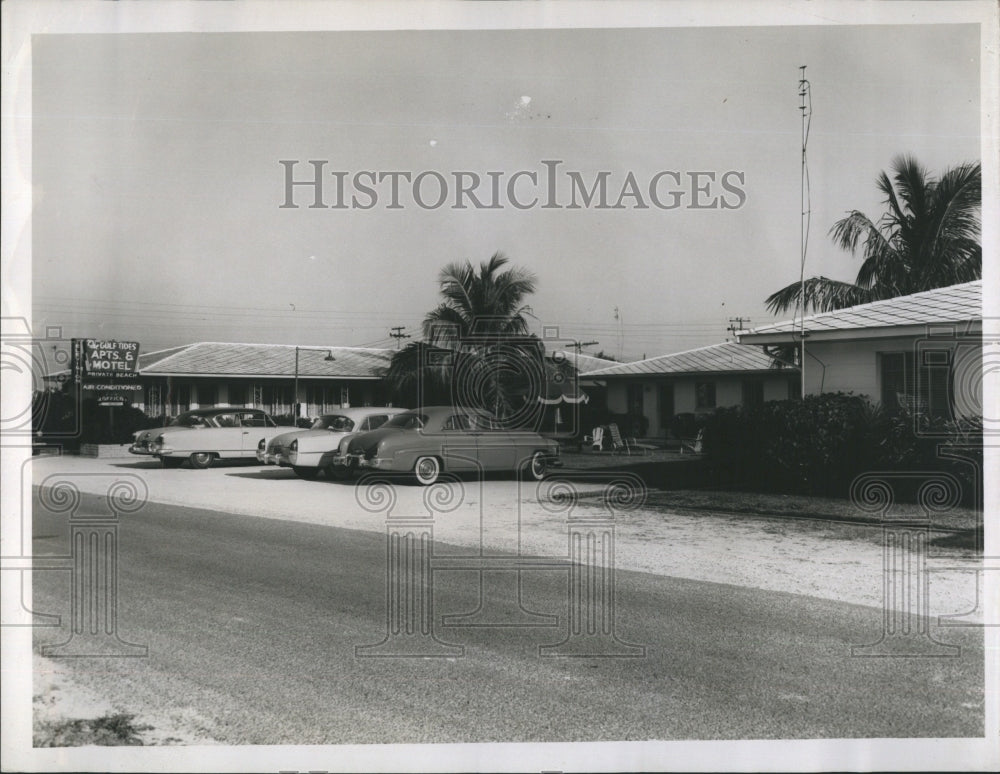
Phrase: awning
[{"left": 537, "top": 379, "right": 590, "bottom": 405}]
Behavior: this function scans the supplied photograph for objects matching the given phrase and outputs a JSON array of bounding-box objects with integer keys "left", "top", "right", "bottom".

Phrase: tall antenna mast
[{"left": 798, "top": 65, "right": 812, "bottom": 398}]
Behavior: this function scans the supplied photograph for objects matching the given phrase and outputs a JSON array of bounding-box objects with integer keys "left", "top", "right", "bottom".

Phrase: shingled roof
[
  {"left": 137, "top": 342, "right": 392, "bottom": 378},
  {"left": 740, "top": 281, "right": 982, "bottom": 344},
  {"left": 582, "top": 341, "right": 785, "bottom": 378}
]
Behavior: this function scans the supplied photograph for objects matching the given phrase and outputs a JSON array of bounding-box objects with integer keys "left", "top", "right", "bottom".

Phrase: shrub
[{"left": 701, "top": 392, "right": 983, "bottom": 501}]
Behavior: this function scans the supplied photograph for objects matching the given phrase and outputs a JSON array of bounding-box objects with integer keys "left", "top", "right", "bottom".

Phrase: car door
[
  {"left": 439, "top": 413, "right": 479, "bottom": 471},
  {"left": 237, "top": 411, "right": 270, "bottom": 456},
  {"left": 470, "top": 413, "right": 517, "bottom": 471},
  {"left": 199, "top": 411, "right": 241, "bottom": 456}
]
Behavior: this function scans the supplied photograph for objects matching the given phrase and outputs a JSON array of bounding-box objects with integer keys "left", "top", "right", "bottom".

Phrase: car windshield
[
  {"left": 383, "top": 412, "right": 427, "bottom": 430},
  {"left": 311, "top": 415, "right": 355, "bottom": 432}
]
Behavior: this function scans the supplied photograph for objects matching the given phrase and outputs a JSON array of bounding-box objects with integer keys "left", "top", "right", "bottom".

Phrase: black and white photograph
[{"left": 1, "top": 1, "right": 997, "bottom": 771}]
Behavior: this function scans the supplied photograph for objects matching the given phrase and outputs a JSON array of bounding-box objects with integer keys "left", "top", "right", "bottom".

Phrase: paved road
[{"left": 31, "top": 489, "right": 984, "bottom": 744}]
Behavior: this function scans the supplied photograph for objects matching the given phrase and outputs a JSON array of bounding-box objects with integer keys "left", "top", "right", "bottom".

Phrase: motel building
[
  {"left": 128, "top": 342, "right": 393, "bottom": 418},
  {"left": 737, "top": 280, "right": 984, "bottom": 419},
  {"left": 581, "top": 341, "right": 800, "bottom": 439}
]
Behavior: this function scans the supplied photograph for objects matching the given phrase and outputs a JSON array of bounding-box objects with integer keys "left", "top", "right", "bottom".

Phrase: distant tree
[
  {"left": 766, "top": 156, "right": 981, "bottom": 315},
  {"left": 592, "top": 350, "right": 619, "bottom": 362}
]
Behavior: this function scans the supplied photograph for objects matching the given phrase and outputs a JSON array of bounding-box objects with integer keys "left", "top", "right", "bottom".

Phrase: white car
[
  {"left": 130, "top": 408, "right": 289, "bottom": 469},
  {"left": 257, "top": 407, "right": 407, "bottom": 479}
]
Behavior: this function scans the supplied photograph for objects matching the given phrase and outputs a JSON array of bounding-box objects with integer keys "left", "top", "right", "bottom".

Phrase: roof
[
  {"left": 740, "top": 281, "right": 982, "bottom": 344},
  {"left": 582, "top": 341, "right": 788, "bottom": 378},
  {"left": 136, "top": 342, "right": 393, "bottom": 379}
]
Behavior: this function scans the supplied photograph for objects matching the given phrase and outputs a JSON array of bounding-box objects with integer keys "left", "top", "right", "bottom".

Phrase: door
[
  {"left": 471, "top": 413, "right": 517, "bottom": 471},
  {"left": 439, "top": 413, "right": 479, "bottom": 471},
  {"left": 627, "top": 383, "right": 645, "bottom": 437},
  {"left": 657, "top": 383, "right": 674, "bottom": 435},
  {"left": 237, "top": 410, "right": 271, "bottom": 456}
]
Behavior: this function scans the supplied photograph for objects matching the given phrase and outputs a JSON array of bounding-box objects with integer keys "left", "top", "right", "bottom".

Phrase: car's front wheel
[
  {"left": 188, "top": 452, "right": 215, "bottom": 469},
  {"left": 527, "top": 451, "right": 548, "bottom": 481},
  {"left": 413, "top": 456, "right": 441, "bottom": 486},
  {"left": 292, "top": 465, "right": 319, "bottom": 480}
]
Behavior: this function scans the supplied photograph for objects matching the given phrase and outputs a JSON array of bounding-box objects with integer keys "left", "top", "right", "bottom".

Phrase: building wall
[
  {"left": 803, "top": 334, "right": 982, "bottom": 416},
  {"left": 134, "top": 377, "right": 383, "bottom": 417},
  {"left": 603, "top": 374, "right": 795, "bottom": 437}
]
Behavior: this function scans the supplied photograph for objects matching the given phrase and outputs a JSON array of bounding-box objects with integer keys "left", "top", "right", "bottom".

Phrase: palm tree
[
  {"left": 766, "top": 156, "right": 981, "bottom": 315},
  {"left": 382, "top": 253, "right": 571, "bottom": 420},
  {"left": 423, "top": 252, "right": 537, "bottom": 346}
]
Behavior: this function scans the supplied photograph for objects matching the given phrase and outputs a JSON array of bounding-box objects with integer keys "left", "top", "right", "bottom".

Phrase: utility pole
[
  {"left": 389, "top": 326, "right": 411, "bottom": 349},
  {"left": 798, "top": 65, "right": 812, "bottom": 398},
  {"left": 573, "top": 340, "right": 599, "bottom": 355},
  {"left": 727, "top": 317, "right": 751, "bottom": 340}
]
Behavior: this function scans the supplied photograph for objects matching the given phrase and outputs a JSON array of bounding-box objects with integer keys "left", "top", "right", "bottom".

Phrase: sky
[{"left": 27, "top": 22, "right": 982, "bottom": 361}]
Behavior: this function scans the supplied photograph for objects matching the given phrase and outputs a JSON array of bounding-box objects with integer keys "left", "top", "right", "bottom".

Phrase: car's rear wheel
[
  {"left": 188, "top": 452, "right": 214, "bottom": 469},
  {"left": 292, "top": 465, "right": 319, "bottom": 480},
  {"left": 160, "top": 457, "right": 184, "bottom": 469},
  {"left": 413, "top": 456, "right": 440, "bottom": 486},
  {"left": 527, "top": 451, "right": 548, "bottom": 481}
]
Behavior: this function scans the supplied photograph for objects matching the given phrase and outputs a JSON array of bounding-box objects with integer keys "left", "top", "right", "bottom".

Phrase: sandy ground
[
  {"left": 19, "top": 452, "right": 987, "bottom": 745},
  {"left": 25, "top": 453, "right": 985, "bottom": 623},
  {"left": 32, "top": 654, "right": 218, "bottom": 746}
]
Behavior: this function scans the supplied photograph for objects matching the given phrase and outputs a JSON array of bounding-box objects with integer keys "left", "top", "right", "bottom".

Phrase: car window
[
  {"left": 173, "top": 414, "right": 209, "bottom": 428},
  {"left": 314, "top": 415, "right": 354, "bottom": 432},
  {"left": 443, "top": 414, "right": 472, "bottom": 431},
  {"left": 366, "top": 415, "right": 389, "bottom": 430},
  {"left": 239, "top": 412, "right": 268, "bottom": 428},
  {"left": 383, "top": 412, "right": 426, "bottom": 430},
  {"left": 215, "top": 413, "right": 240, "bottom": 428}
]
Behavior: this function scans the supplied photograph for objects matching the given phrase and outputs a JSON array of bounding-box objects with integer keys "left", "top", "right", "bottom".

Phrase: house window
[
  {"left": 741, "top": 379, "right": 764, "bottom": 408},
  {"left": 695, "top": 381, "right": 716, "bottom": 410},
  {"left": 879, "top": 351, "right": 951, "bottom": 418}
]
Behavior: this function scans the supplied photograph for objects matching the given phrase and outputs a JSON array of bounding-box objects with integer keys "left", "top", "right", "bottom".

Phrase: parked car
[
  {"left": 257, "top": 407, "right": 407, "bottom": 479},
  {"left": 335, "top": 406, "right": 561, "bottom": 485},
  {"left": 130, "top": 407, "right": 288, "bottom": 468}
]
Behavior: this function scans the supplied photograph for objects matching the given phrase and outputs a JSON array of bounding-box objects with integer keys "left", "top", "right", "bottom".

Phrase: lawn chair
[
  {"left": 680, "top": 429, "right": 704, "bottom": 455},
  {"left": 585, "top": 426, "right": 605, "bottom": 451},
  {"left": 607, "top": 423, "right": 655, "bottom": 456}
]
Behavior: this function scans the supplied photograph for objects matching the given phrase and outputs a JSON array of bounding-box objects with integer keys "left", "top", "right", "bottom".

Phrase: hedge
[{"left": 700, "top": 392, "right": 983, "bottom": 501}]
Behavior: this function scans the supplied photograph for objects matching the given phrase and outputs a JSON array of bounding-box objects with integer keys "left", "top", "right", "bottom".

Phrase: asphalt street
[{"left": 31, "top": 487, "right": 984, "bottom": 744}]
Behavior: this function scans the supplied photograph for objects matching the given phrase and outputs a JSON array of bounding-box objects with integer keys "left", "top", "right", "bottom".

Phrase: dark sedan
[{"left": 335, "top": 406, "right": 561, "bottom": 485}]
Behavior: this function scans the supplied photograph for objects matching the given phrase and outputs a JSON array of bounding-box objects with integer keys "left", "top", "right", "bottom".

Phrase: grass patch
[{"left": 34, "top": 712, "right": 152, "bottom": 747}]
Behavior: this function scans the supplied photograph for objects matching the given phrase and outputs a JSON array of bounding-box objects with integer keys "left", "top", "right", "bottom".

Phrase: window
[
  {"left": 741, "top": 379, "right": 764, "bottom": 408},
  {"left": 239, "top": 411, "right": 268, "bottom": 427},
  {"left": 213, "top": 413, "right": 240, "bottom": 428},
  {"left": 880, "top": 351, "right": 951, "bottom": 418},
  {"left": 384, "top": 413, "right": 426, "bottom": 430},
  {"left": 695, "top": 381, "right": 716, "bottom": 410},
  {"left": 443, "top": 414, "right": 472, "bottom": 431},
  {"left": 362, "top": 415, "right": 389, "bottom": 431}
]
